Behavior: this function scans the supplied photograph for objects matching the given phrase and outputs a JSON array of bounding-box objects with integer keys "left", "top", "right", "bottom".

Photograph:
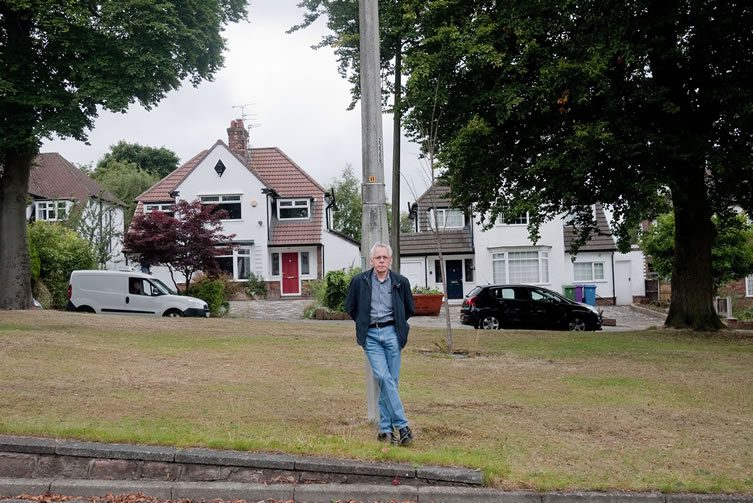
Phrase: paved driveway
[{"left": 228, "top": 300, "right": 666, "bottom": 331}]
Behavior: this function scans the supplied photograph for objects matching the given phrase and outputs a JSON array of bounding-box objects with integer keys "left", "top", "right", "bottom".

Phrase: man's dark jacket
[{"left": 345, "top": 268, "right": 415, "bottom": 349}]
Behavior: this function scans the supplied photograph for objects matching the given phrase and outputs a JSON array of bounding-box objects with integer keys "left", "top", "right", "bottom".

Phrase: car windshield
[
  {"left": 467, "top": 286, "right": 483, "bottom": 297},
  {"left": 148, "top": 278, "right": 176, "bottom": 295}
]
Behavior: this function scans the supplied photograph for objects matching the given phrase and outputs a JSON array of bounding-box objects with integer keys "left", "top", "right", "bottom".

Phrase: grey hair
[{"left": 369, "top": 242, "right": 393, "bottom": 258}]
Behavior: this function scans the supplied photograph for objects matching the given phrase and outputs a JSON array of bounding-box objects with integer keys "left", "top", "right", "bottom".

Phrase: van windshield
[{"left": 149, "top": 278, "right": 176, "bottom": 295}]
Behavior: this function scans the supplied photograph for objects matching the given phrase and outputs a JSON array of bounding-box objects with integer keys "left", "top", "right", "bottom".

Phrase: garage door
[{"left": 401, "top": 259, "right": 424, "bottom": 289}]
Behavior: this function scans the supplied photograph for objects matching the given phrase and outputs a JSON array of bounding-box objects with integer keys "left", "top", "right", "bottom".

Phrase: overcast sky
[{"left": 41, "top": 0, "right": 432, "bottom": 210}]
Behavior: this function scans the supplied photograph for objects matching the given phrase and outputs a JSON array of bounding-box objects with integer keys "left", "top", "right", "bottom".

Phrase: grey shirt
[{"left": 370, "top": 270, "right": 394, "bottom": 324}]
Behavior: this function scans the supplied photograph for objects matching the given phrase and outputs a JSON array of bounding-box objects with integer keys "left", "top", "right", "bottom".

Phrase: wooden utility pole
[{"left": 359, "top": 0, "right": 388, "bottom": 422}]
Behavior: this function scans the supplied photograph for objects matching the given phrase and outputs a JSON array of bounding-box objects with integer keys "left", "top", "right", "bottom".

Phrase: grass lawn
[{"left": 1, "top": 310, "right": 752, "bottom": 493}]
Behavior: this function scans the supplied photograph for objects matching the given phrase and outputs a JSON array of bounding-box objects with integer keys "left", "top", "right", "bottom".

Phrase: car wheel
[
  {"left": 478, "top": 315, "right": 501, "bottom": 330},
  {"left": 76, "top": 306, "right": 95, "bottom": 313},
  {"left": 568, "top": 317, "right": 587, "bottom": 331},
  {"left": 163, "top": 309, "right": 182, "bottom": 317}
]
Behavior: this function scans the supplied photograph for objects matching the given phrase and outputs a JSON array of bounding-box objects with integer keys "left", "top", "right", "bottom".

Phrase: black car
[{"left": 460, "top": 284, "right": 603, "bottom": 331}]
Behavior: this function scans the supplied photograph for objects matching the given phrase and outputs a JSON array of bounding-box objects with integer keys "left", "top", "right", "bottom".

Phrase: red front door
[{"left": 281, "top": 252, "right": 300, "bottom": 295}]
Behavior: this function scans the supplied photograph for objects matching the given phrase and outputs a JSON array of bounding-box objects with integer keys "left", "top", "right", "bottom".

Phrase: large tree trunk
[
  {"left": 665, "top": 168, "right": 722, "bottom": 330},
  {"left": 0, "top": 150, "right": 35, "bottom": 309}
]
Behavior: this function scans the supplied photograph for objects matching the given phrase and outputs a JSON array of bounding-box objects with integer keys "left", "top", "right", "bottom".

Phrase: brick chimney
[{"left": 227, "top": 119, "right": 249, "bottom": 161}]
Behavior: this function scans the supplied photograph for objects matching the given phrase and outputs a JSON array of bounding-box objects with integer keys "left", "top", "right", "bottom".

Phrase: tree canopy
[
  {"left": 400, "top": 0, "right": 753, "bottom": 330},
  {"left": 0, "top": 0, "right": 247, "bottom": 309},
  {"left": 330, "top": 164, "right": 362, "bottom": 241},
  {"left": 91, "top": 159, "right": 160, "bottom": 224},
  {"left": 124, "top": 200, "right": 234, "bottom": 292},
  {"left": 96, "top": 141, "right": 180, "bottom": 179},
  {"left": 641, "top": 212, "right": 753, "bottom": 291}
]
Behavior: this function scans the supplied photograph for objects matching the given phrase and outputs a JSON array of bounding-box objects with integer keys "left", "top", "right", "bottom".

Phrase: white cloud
[{"left": 41, "top": 0, "right": 430, "bottom": 208}]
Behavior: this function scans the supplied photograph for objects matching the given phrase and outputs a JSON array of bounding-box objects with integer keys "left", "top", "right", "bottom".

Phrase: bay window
[{"left": 492, "top": 249, "right": 549, "bottom": 284}]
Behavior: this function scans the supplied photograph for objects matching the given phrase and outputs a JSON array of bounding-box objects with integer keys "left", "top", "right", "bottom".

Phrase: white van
[{"left": 67, "top": 270, "right": 209, "bottom": 317}]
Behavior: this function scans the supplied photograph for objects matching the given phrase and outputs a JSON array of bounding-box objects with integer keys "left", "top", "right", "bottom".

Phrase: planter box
[{"left": 412, "top": 293, "right": 444, "bottom": 316}]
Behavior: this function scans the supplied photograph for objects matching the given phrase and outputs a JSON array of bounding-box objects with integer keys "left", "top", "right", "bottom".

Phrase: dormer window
[
  {"left": 36, "top": 200, "right": 71, "bottom": 221},
  {"left": 278, "top": 198, "right": 310, "bottom": 220},
  {"left": 428, "top": 208, "right": 465, "bottom": 229}
]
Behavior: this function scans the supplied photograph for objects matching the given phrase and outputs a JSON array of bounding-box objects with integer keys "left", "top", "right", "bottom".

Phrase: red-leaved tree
[{"left": 125, "top": 200, "right": 234, "bottom": 292}]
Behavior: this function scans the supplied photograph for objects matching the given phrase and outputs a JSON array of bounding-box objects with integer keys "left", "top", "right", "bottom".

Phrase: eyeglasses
[{"left": 371, "top": 255, "right": 391, "bottom": 261}]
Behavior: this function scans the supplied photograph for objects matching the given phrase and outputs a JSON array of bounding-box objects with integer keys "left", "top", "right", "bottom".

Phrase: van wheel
[
  {"left": 163, "top": 309, "right": 182, "bottom": 317},
  {"left": 77, "top": 306, "right": 95, "bottom": 313}
]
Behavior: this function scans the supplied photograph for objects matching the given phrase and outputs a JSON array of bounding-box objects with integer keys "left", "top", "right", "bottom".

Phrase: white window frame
[
  {"left": 271, "top": 252, "right": 280, "bottom": 277},
  {"left": 428, "top": 208, "right": 466, "bottom": 229},
  {"left": 495, "top": 211, "right": 530, "bottom": 226},
  {"left": 200, "top": 194, "right": 242, "bottom": 220},
  {"left": 573, "top": 261, "right": 606, "bottom": 282},
  {"left": 36, "top": 200, "right": 71, "bottom": 221},
  {"left": 491, "top": 249, "right": 550, "bottom": 285},
  {"left": 746, "top": 276, "right": 753, "bottom": 297},
  {"left": 277, "top": 198, "right": 311, "bottom": 220},
  {"left": 216, "top": 246, "right": 253, "bottom": 281},
  {"left": 144, "top": 203, "right": 174, "bottom": 214}
]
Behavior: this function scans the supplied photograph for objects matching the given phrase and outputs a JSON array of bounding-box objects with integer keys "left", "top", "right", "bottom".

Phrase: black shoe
[
  {"left": 377, "top": 431, "right": 398, "bottom": 444},
  {"left": 397, "top": 426, "right": 413, "bottom": 446}
]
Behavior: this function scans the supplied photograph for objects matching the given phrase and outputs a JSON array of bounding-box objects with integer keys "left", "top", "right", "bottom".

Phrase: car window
[
  {"left": 129, "top": 278, "right": 144, "bottom": 295},
  {"left": 500, "top": 288, "right": 515, "bottom": 299},
  {"left": 531, "top": 288, "right": 558, "bottom": 302}
]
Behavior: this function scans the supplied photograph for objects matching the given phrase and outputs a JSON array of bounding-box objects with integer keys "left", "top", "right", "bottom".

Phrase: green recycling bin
[{"left": 563, "top": 285, "right": 575, "bottom": 300}]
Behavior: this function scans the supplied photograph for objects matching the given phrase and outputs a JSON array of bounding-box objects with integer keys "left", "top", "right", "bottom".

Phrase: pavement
[{"left": 228, "top": 299, "right": 667, "bottom": 331}]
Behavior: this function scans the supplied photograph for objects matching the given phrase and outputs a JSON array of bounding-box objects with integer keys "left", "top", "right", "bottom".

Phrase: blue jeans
[{"left": 363, "top": 325, "right": 409, "bottom": 432}]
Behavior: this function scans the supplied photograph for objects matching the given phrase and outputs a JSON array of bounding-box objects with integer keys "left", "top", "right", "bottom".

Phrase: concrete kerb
[
  {"left": 0, "top": 434, "right": 483, "bottom": 486},
  {"left": 2, "top": 480, "right": 753, "bottom": 503}
]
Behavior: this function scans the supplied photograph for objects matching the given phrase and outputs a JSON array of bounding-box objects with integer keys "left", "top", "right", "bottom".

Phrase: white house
[
  {"left": 27, "top": 152, "right": 126, "bottom": 270},
  {"left": 401, "top": 182, "right": 646, "bottom": 305},
  {"left": 131, "top": 119, "right": 360, "bottom": 297}
]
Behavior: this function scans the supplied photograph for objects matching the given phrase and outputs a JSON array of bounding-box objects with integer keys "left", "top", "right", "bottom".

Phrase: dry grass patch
[{"left": 1, "top": 310, "right": 752, "bottom": 493}]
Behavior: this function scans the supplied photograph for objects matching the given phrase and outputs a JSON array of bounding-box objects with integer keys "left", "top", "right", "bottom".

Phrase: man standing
[{"left": 345, "top": 242, "right": 415, "bottom": 445}]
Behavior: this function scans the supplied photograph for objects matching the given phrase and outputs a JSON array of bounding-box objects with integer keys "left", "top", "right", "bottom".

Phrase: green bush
[
  {"left": 28, "top": 239, "right": 41, "bottom": 281},
  {"left": 188, "top": 275, "right": 231, "bottom": 317},
  {"left": 32, "top": 280, "right": 53, "bottom": 309},
  {"left": 28, "top": 222, "right": 95, "bottom": 309},
  {"left": 245, "top": 273, "right": 267, "bottom": 299},
  {"left": 323, "top": 267, "right": 361, "bottom": 312},
  {"left": 307, "top": 278, "right": 326, "bottom": 307}
]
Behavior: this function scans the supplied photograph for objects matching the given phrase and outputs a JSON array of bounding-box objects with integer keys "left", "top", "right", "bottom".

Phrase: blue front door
[{"left": 446, "top": 260, "right": 463, "bottom": 299}]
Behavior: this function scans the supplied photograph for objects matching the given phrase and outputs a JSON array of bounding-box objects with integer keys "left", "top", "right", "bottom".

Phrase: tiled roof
[
  {"left": 400, "top": 230, "right": 474, "bottom": 255},
  {"left": 249, "top": 147, "right": 326, "bottom": 196},
  {"left": 416, "top": 182, "right": 451, "bottom": 207},
  {"left": 29, "top": 153, "right": 123, "bottom": 206},
  {"left": 268, "top": 195, "right": 325, "bottom": 246},
  {"left": 136, "top": 149, "right": 209, "bottom": 203},
  {"left": 250, "top": 147, "right": 325, "bottom": 245},
  {"left": 134, "top": 142, "right": 326, "bottom": 245},
  {"left": 403, "top": 181, "right": 474, "bottom": 252},
  {"left": 563, "top": 204, "right": 617, "bottom": 252}
]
